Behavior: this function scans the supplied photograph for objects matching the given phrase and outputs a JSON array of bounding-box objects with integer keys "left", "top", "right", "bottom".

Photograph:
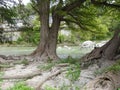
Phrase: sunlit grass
[{"left": 7, "top": 82, "right": 33, "bottom": 90}]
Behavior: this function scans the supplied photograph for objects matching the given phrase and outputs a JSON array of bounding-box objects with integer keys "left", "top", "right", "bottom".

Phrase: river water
[{"left": 0, "top": 46, "right": 92, "bottom": 58}]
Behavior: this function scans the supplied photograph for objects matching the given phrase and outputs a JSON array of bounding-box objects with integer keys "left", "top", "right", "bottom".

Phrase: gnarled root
[
  {"left": 35, "top": 69, "right": 66, "bottom": 90},
  {"left": 82, "top": 72, "right": 120, "bottom": 90}
]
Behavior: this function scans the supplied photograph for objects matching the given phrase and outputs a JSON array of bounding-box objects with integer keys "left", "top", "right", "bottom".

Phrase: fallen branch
[{"left": 35, "top": 69, "right": 66, "bottom": 90}]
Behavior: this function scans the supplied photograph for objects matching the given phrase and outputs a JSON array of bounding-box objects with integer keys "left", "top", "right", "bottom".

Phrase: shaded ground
[
  {"left": 0, "top": 60, "right": 99, "bottom": 90},
  {"left": 1, "top": 45, "right": 118, "bottom": 90}
]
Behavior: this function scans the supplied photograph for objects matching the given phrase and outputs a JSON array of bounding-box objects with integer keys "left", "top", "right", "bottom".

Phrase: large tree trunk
[
  {"left": 30, "top": 0, "right": 61, "bottom": 61},
  {"left": 82, "top": 29, "right": 120, "bottom": 62},
  {"left": 81, "top": 29, "right": 120, "bottom": 90}
]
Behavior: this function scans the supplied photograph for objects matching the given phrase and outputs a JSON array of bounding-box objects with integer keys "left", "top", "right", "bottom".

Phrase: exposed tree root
[
  {"left": 0, "top": 55, "right": 26, "bottom": 60},
  {"left": 1, "top": 70, "right": 41, "bottom": 80},
  {"left": 82, "top": 71, "right": 120, "bottom": 90},
  {"left": 35, "top": 69, "right": 67, "bottom": 90},
  {"left": 55, "top": 63, "right": 70, "bottom": 67}
]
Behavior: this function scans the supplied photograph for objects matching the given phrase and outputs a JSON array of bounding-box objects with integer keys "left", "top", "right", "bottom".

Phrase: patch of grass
[
  {"left": 38, "top": 56, "right": 80, "bottom": 71},
  {"left": 117, "top": 88, "right": 120, "bottom": 90},
  {"left": 0, "top": 72, "right": 4, "bottom": 82},
  {"left": 7, "top": 82, "right": 33, "bottom": 90},
  {"left": 38, "top": 57, "right": 81, "bottom": 81},
  {"left": 66, "top": 63, "right": 81, "bottom": 81},
  {"left": 60, "top": 56, "right": 80, "bottom": 64},
  {"left": 107, "top": 60, "right": 120, "bottom": 72},
  {"left": 95, "top": 60, "right": 120, "bottom": 75},
  {"left": 59, "top": 83, "right": 81, "bottom": 90},
  {"left": 44, "top": 85, "right": 81, "bottom": 90},
  {"left": 38, "top": 62, "right": 56, "bottom": 71},
  {"left": 0, "top": 72, "right": 4, "bottom": 90},
  {"left": 14, "top": 59, "right": 29, "bottom": 65},
  {"left": 60, "top": 57, "right": 81, "bottom": 81},
  {"left": 20, "top": 59, "right": 29, "bottom": 65},
  {"left": 44, "top": 85, "right": 58, "bottom": 90},
  {"left": 0, "top": 64, "right": 13, "bottom": 68}
]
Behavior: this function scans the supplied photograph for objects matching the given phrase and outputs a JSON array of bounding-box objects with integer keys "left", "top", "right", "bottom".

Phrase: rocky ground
[{"left": 0, "top": 58, "right": 102, "bottom": 90}]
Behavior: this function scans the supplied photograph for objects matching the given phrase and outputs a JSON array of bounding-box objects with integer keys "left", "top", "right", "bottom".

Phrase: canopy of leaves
[{"left": 0, "top": 0, "right": 17, "bottom": 23}]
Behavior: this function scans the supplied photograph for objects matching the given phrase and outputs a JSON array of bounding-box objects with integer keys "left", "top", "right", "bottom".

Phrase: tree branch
[
  {"left": 62, "top": 18, "right": 98, "bottom": 34},
  {"left": 91, "top": 0, "right": 120, "bottom": 9},
  {"left": 62, "top": 0, "right": 85, "bottom": 12},
  {"left": 30, "top": 4, "right": 40, "bottom": 14}
]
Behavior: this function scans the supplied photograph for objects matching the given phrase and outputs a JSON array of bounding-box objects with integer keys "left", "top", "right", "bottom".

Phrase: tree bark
[
  {"left": 30, "top": 0, "right": 61, "bottom": 61},
  {"left": 82, "top": 29, "right": 120, "bottom": 62},
  {"left": 82, "top": 71, "right": 120, "bottom": 90}
]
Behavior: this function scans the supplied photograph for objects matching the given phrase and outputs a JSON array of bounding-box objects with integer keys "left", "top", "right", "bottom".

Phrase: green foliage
[
  {"left": 60, "top": 57, "right": 80, "bottom": 65},
  {"left": 0, "top": 64, "right": 12, "bottom": 68},
  {"left": 59, "top": 57, "right": 81, "bottom": 81},
  {"left": 44, "top": 85, "right": 58, "bottom": 90},
  {"left": 95, "top": 60, "right": 120, "bottom": 75},
  {"left": 58, "top": 34, "right": 65, "bottom": 43},
  {"left": 20, "top": 59, "right": 29, "bottom": 65},
  {"left": 16, "top": 15, "right": 40, "bottom": 45},
  {"left": 7, "top": 82, "right": 33, "bottom": 90},
  {"left": 106, "top": 61, "right": 120, "bottom": 72},
  {"left": 66, "top": 63, "right": 80, "bottom": 81},
  {"left": 38, "top": 57, "right": 81, "bottom": 81},
  {"left": 13, "top": 59, "right": 29, "bottom": 65},
  {"left": 44, "top": 84, "right": 80, "bottom": 90},
  {"left": 16, "top": 27, "right": 40, "bottom": 45},
  {"left": 38, "top": 62, "right": 56, "bottom": 71},
  {"left": 60, "top": 84, "right": 80, "bottom": 90},
  {"left": 0, "top": 0, "right": 17, "bottom": 23},
  {"left": 0, "top": 72, "right": 4, "bottom": 82},
  {"left": 0, "top": 7, "right": 17, "bottom": 24}
]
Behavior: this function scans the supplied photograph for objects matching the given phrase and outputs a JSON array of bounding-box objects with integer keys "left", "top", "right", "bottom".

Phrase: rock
[
  {"left": 63, "top": 45, "right": 71, "bottom": 50},
  {"left": 57, "top": 46, "right": 62, "bottom": 50},
  {"left": 95, "top": 40, "right": 108, "bottom": 47},
  {"left": 81, "top": 41, "right": 95, "bottom": 48},
  {"left": 1, "top": 81, "right": 14, "bottom": 90},
  {"left": 75, "top": 64, "right": 99, "bottom": 88}
]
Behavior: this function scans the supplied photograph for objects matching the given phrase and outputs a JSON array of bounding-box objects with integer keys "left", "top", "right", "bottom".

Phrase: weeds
[
  {"left": 7, "top": 82, "right": 33, "bottom": 90},
  {"left": 38, "top": 56, "right": 81, "bottom": 82},
  {"left": 44, "top": 85, "right": 58, "bottom": 90},
  {"left": 95, "top": 60, "right": 120, "bottom": 75},
  {"left": 14, "top": 59, "right": 29, "bottom": 65},
  {"left": 0, "top": 64, "right": 13, "bottom": 68},
  {"left": 66, "top": 63, "right": 80, "bottom": 81},
  {"left": 38, "top": 62, "right": 56, "bottom": 71},
  {"left": 44, "top": 85, "right": 81, "bottom": 90}
]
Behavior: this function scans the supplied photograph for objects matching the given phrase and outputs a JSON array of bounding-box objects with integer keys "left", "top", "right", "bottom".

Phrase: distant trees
[{"left": 0, "top": 0, "right": 17, "bottom": 23}]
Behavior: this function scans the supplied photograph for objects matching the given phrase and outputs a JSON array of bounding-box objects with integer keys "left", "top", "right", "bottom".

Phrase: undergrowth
[
  {"left": 44, "top": 85, "right": 80, "bottom": 90},
  {"left": 95, "top": 60, "right": 120, "bottom": 75},
  {"left": 7, "top": 82, "right": 33, "bottom": 90},
  {"left": 38, "top": 56, "right": 81, "bottom": 81},
  {"left": 14, "top": 59, "right": 29, "bottom": 65},
  {"left": 0, "top": 72, "right": 4, "bottom": 90}
]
